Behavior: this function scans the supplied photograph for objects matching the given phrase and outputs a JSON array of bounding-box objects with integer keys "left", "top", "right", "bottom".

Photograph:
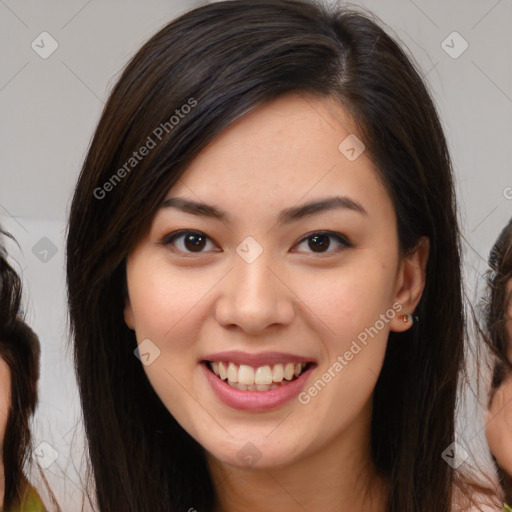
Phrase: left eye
[{"left": 293, "top": 231, "right": 351, "bottom": 254}]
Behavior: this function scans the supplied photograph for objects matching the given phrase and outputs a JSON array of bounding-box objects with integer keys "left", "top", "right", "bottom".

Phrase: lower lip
[{"left": 201, "top": 362, "right": 315, "bottom": 412}]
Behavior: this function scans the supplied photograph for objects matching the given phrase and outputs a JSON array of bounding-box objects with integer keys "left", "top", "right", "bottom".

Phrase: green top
[
  {"left": 8, "top": 484, "right": 45, "bottom": 512},
  {"left": 504, "top": 504, "right": 512, "bottom": 512}
]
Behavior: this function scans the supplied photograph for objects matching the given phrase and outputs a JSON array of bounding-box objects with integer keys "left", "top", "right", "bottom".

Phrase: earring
[{"left": 402, "top": 314, "right": 410, "bottom": 324}]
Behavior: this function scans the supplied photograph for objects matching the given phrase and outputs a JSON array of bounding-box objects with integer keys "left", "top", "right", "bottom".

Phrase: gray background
[{"left": 0, "top": 0, "right": 511, "bottom": 508}]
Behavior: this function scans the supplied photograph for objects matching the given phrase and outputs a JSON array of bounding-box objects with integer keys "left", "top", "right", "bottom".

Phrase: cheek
[
  {"left": 126, "top": 256, "right": 218, "bottom": 419},
  {"left": 486, "top": 382, "right": 512, "bottom": 475},
  {"left": 292, "top": 258, "right": 397, "bottom": 351},
  {"left": 291, "top": 258, "right": 396, "bottom": 420},
  {"left": 127, "top": 257, "right": 216, "bottom": 345}
]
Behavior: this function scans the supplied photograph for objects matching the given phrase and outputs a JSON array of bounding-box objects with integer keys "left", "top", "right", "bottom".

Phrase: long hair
[
  {"left": 66, "top": 1, "right": 472, "bottom": 510},
  {"left": 483, "top": 218, "right": 512, "bottom": 501},
  {"left": 0, "top": 231, "right": 21, "bottom": 328},
  {"left": 0, "top": 232, "right": 41, "bottom": 510}
]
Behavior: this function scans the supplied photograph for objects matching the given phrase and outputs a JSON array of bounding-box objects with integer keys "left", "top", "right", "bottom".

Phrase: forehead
[{"left": 166, "top": 93, "right": 392, "bottom": 219}]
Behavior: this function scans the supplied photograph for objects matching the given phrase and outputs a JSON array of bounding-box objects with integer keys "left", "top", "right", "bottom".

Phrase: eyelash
[{"left": 160, "top": 229, "right": 352, "bottom": 256}]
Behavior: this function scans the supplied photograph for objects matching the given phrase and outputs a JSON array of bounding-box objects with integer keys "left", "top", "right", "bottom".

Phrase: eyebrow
[{"left": 160, "top": 195, "right": 367, "bottom": 225}]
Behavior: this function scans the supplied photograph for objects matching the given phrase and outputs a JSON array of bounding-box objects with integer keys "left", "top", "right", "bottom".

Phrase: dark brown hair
[
  {"left": 66, "top": 1, "right": 486, "bottom": 510},
  {"left": 0, "top": 231, "right": 21, "bottom": 328},
  {"left": 0, "top": 231, "right": 41, "bottom": 510},
  {"left": 484, "top": 218, "right": 512, "bottom": 501}
]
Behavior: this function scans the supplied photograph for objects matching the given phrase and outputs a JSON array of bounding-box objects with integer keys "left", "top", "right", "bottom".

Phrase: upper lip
[{"left": 202, "top": 351, "right": 315, "bottom": 367}]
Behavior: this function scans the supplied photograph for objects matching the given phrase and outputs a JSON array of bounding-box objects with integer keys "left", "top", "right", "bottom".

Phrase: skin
[
  {"left": 124, "top": 93, "right": 429, "bottom": 512},
  {"left": 486, "top": 280, "right": 512, "bottom": 478},
  {"left": 0, "top": 356, "right": 10, "bottom": 508}
]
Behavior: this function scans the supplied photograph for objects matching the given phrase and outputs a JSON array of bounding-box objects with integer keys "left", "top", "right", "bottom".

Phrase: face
[
  {"left": 0, "top": 356, "right": 10, "bottom": 451},
  {"left": 124, "top": 93, "right": 427, "bottom": 470}
]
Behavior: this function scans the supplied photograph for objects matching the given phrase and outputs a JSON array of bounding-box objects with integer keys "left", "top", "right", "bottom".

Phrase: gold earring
[{"left": 402, "top": 314, "right": 410, "bottom": 323}]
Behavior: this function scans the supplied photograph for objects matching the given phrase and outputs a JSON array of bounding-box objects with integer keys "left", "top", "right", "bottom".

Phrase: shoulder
[{"left": 19, "top": 483, "right": 46, "bottom": 512}]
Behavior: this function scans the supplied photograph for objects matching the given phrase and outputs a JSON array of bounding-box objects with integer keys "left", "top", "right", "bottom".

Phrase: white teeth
[
  {"left": 227, "top": 362, "right": 237, "bottom": 383},
  {"left": 272, "top": 364, "right": 284, "bottom": 382},
  {"left": 227, "top": 381, "right": 281, "bottom": 392},
  {"left": 284, "top": 363, "right": 295, "bottom": 380},
  {"left": 254, "top": 365, "right": 272, "bottom": 385},
  {"left": 238, "top": 364, "right": 255, "bottom": 386},
  {"left": 218, "top": 362, "right": 227, "bottom": 380},
  {"left": 208, "top": 360, "right": 309, "bottom": 388}
]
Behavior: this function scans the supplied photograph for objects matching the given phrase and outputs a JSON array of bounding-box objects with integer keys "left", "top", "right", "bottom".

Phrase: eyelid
[
  {"left": 292, "top": 230, "right": 352, "bottom": 254},
  {"left": 161, "top": 229, "right": 211, "bottom": 244},
  {"left": 160, "top": 229, "right": 221, "bottom": 255}
]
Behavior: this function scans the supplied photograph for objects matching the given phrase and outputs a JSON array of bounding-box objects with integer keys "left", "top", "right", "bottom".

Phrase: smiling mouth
[{"left": 204, "top": 361, "right": 313, "bottom": 392}]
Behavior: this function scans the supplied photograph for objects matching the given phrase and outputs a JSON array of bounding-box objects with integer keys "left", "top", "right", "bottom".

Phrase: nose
[{"left": 214, "top": 249, "right": 295, "bottom": 335}]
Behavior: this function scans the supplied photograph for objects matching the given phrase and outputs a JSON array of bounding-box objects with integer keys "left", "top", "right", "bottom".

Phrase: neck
[{"left": 207, "top": 402, "right": 388, "bottom": 512}]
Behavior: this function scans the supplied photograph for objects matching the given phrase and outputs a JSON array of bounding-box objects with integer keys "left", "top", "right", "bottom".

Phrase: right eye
[{"left": 161, "top": 230, "right": 221, "bottom": 255}]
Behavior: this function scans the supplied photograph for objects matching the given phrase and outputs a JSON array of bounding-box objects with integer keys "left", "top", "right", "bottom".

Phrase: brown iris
[{"left": 308, "top": 234, "right": 330, "bottom": 252}]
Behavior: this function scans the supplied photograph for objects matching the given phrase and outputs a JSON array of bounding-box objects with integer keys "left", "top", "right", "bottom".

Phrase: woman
[
  {"left": 0, "top": 231, "right": 45, "bottom": 511},
  {"left": 484, "top": 218, "right": 512, "bottom": 509},
  {"left": 66, "top": 1, "right": 498, "bottom": 510}
]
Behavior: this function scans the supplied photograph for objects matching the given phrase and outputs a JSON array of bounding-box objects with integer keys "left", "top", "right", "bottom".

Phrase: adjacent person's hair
[
  {"left": 66, "top": 1, "right": 487, "bottom": 510},
  {"left": 0, "top": 230, "right": 22, "bottom": 328},
  {"left": 0, "top": 231, "right": 41, "bottom": 510},
  {"left": 486, "top": 218, "right": 512, "bottom": 391},
  {"left": 0, "top": 321, "right": 41, "bottom": 510},
  {"left": 484, "top": 218, "right": 512, "bottom": 502}
]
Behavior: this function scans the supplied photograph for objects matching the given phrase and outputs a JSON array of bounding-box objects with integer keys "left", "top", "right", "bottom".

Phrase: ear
[
  {"left": 124, "top": 296, "right": 136, "bottom": 330},
  {"left": 390, "top": 236, "right": 429, "bottom": 333}
]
